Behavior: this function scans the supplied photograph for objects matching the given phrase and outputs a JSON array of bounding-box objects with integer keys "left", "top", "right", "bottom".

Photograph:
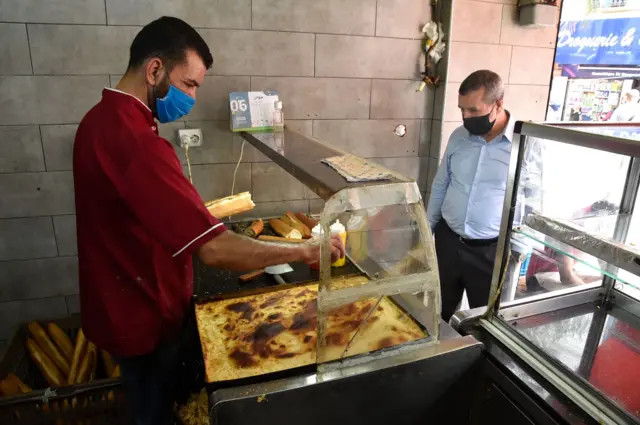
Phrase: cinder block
[
  {"left": 251, "top": 162, "right": 306, "bottom": 202},
  {"left": 419, "top": 120, "right": 432, "bottom": 158},
  {"left": 29, "top": 24, "right": 139, "bottom": 75},
  {"left": 309, "top": 199, "right": 325, "bottom": 215},
  {"left": 315, "top": 35, "right": 419, "bottom": 79},
  {"left": 40, "top": 125, "right": 77, "bottom": 171},
  {"left": 235, "top": 200, "right": 310, "bottom": 221},
  {"left": 504, "top": 84, "right": 549, "bottom": 122},
  {"left": 509, "top": 46, "right": 555, "bottom": 85},
  {"left": 186, "top": 76, "right": 250, "bottom": 121},
  {"left": 0, "top": 297, "right": 69, "bottom": 339},
  {"left": 252, "top": 0, "right": 376, "bottom": 35},
  {"left": 500, "top": 5, "right": 557, "bottom": 48},
  {"left": 304, "top": 187, "right": 320, "bottom": 201},
  {"left": 0, "top": 126, "right": 45, "bottom": 173},
  {"left": 0, "top": 76, "right": 108, "bottom": 125},
  {"left": 105, "top": 0, "right": 251, "bottom": 28},
  {"left": 65, "top": 295, "right": 80, "bottom": 315},
  {"left": 285, "top": 120, "right": 313, "bottom": 136},
  {"left": 0, "top": 217, "right": 57, "bottom": 261},
  {"left": 0, "top": 257, "right": 79, "bottom": 303},
  {"left": 312, "top": 120, "right": 420, "bottom": 158},
  {"left": 199, "top": 30, "right": 314, "bottom": 77},
  {"left": 0, "top": 24, "right": 32, "bottom": 74},
  {"left": 447, "top": 42, "right": 512, "bottom": 83},
  {"left": 176, "top": 121, "right": 268, "bottom": 165},
  {"left": 158, "top": 121, "right": 186, "bottom": 147},
  {"left": 371, "top": 80, "right": 434, "bottom": 119},
  {"left": 190, "top": 163, "right": 251, "bottom": 202},
  {"left": 0, "top": 171, "right": 74, "bottom": 218},
  {"left": 251, "top": 77, "right": 370, "bottom": 120},
  {"left": 451, "top": 0, "right": 502, "bottom": 44},
  {"left": 53, "top": 215, "right": 77, "bottom": 256},
  {"left": 376, "top": 0, "right": 432, "bottom": 39},
  {"left": 0, "top": 0, "right": 106, "bottom": 24},
  {"left": 374, "top": 157, "right": 422, "bottom": 189}
]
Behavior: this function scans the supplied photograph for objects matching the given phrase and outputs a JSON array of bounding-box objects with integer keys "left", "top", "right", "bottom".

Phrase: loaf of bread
[
  {"left": 25, "top": 338, "right": 65, "bottom": 388},
  {"left": 0, "top": 373, "right": 31, "bottom": 395},
  {"left": 28, "top": 322, "right": 70, "bottom": 377},
  {"left": 205, "top": 192, "right": 255, "bottom": 218},
  {"left": 47, "top": 322, "right": 74, "bottom": 362},
  {"left": 269, "top": 219, "right": 302, "bottom": 239},
  {"left": 100, "top": 350, "right": 117, "bottom": 377},
  {"left": 68, "top": 329, "right": 87, "bottom": 385}
]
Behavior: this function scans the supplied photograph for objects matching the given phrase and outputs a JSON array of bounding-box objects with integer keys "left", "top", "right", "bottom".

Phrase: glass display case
[
  {"left": 454, "top": 122, "right": 640, "bottom": 425},
  {"left": 241, "top": 129, "right": 441, "bottom": 366}
]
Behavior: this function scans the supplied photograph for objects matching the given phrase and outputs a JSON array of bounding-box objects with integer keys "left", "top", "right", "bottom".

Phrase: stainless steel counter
[{"left": 208, "top": 321, "right": 483, "bottom": 425}]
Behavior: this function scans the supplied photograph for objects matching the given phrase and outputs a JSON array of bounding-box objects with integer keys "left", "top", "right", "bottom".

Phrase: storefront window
[{"left": 547, "top": 0, "right": 640, "bottom": 122}]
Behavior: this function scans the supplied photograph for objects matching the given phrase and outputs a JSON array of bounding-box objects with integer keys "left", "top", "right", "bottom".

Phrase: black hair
[
  {"left": 459, "top": 70, "right": 504, "bottom": 104},
  {"left": 127, "top": 16, "right": 213, "bottom": 71}
]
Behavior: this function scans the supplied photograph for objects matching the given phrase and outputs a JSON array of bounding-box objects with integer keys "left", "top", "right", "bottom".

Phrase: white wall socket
[{"left": 178, "top": 128, "right": 203, "bottom": 147}]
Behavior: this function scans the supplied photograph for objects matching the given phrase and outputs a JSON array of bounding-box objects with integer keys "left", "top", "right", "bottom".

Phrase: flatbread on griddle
[{"left": 196, "top": 277, "right": 425, "bottom": 382}]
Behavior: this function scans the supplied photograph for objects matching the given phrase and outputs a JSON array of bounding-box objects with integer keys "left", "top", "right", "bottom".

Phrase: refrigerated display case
[{"left": 453, "top": 122, "right": 640, "bottom": 425}]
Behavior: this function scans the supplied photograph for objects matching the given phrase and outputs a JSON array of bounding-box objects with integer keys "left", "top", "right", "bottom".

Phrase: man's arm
[
  {"left": 197, "top": 231, "right": 345, "bottom": 271},
  {"left": 426, "top": 146, "right": 453, "bottom": 232}
]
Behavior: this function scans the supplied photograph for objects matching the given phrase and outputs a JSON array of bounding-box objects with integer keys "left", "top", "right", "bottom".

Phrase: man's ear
[
  {"left": 496, "top": 98, "right": 504, "bottom": 112},
  {"left": 145, "top": 58, "right": 163, "bottom": 86}
]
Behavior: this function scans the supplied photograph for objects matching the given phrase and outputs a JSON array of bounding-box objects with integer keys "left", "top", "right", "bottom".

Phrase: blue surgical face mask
[{"left": 155, "top": 84, "right": 195, "bottom": 123}]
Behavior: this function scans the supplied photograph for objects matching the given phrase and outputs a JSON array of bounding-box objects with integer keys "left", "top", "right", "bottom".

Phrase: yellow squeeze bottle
[{"left": 331, "top": 220, "right": 347, "bottom": 267}]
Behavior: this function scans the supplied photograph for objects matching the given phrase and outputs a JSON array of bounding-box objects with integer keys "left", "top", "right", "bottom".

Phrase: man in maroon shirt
[{"left": 73, "top": 17, "right": 343, "bottom": 425}]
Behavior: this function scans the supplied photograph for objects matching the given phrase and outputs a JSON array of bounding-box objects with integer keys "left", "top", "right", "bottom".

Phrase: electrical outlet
[{"left": 178, "top": 128, "right": 203, "bottom": 147}]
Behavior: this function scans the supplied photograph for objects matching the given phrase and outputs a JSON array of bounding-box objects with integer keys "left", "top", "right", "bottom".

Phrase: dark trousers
[
  {"left": 119, "top": 336, "right": 181, "bottom": 425},
  {"left": 434, "top": 220, "right": 498, "bottom": 322}
]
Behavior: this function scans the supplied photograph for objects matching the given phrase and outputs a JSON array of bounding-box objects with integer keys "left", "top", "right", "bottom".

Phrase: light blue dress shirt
[{"left": 427, "top": 116, "right": 516, "bottom": 240}]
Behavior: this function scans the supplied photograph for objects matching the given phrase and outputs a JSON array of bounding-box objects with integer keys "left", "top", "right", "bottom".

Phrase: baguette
[
  {"left": 205, "top": 192, "right": 255, "bottom": 218},
  {"left": 75, "top": 342, "right": 97, "bottom": 384},
  {"left": 239, "top": 269, "right": 265, "bottom": 282},
  {"left": 257, "top": 235, "right": 306, "bottom": 243},
  {"left": 28, "top": 322, "right": 70, "bottom": 377},
  {"left": 111, "top": 365, "right": 121, "bottom": 378},
  {"left": 243, "top": 219, "right": 264, "bottom": 238},
  {"left": 294, "top": 212, "right": 317, "bottom": 230},
  {"left": 0, "top": 373, "right": 32, "bottom": 395},
  {"left": 281, "top": 212, "right": 312, "bottom": 238},
  {"left": 47, "top": 322, "right": 74, "bottom": 363},
  {"left": 268, "top": 219, "right": 302, "bottom": 239},
  {"left": 68, "top": 329, "right": 88, "bottom": 385},
  {"left": 100, "top": 350, "right": 117, "bottom": 378},
  {"left": 25, "top": 337, "right": 65, "bottom": 387}
]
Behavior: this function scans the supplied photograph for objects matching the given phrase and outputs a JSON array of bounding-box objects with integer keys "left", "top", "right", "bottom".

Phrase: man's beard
[{"left": 148, "top": 72, "right": 171, "bottom": 119}]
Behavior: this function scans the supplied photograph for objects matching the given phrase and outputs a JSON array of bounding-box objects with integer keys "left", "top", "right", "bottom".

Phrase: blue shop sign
[{"left": 555, "top": 17, "right": 640, "bottom": 65}]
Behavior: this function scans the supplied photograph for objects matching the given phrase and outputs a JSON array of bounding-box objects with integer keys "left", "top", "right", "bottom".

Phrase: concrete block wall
[
  {"left": 428, "top": 0, "right": 559, "bottom": 183},
  {"left": 0, "top": 0, "right": 434, "bottom": 342}
]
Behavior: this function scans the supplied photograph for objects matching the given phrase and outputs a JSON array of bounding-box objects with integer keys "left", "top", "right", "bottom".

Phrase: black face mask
[{"left": 463, "top": 105, "right": 496, "bottom": 136}]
